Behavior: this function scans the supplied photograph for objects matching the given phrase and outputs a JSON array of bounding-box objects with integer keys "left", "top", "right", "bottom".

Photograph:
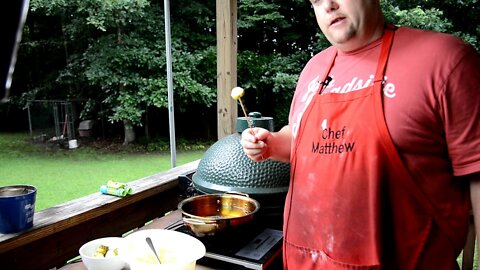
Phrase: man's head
[{"left": 310, "top": 0, "right": 384, "bottom": 52}]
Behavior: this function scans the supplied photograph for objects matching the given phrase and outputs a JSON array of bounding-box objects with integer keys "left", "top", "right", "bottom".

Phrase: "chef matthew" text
[{"left": 312, "top": 126, "right": 355, "bottom": 155}]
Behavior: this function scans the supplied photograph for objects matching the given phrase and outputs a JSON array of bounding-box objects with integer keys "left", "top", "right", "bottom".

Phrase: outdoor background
[
  {"left": 1, "top": 0, "right": 478, "bottom": 141},
  {"left": 0, "top": 0, "right": 478, "bottom": 267}
]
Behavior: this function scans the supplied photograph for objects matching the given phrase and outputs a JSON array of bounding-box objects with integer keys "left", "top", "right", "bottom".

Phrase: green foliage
[
  {"left": 171, "top": 49, "right": 217, "bottom": 111},
  {"left": 9, "top": 0, "right": 480, "bottom": 135},
  {"left": 143, "top": 137, "right": 212, "bottom": 152},
  {"left": 25, "top": 0, "right": 218, "bottom": 128},
  {"left": 391, "top": 6, "right": 452, "bottom": 32},
  {"left": 78, "top": 0, "right": 150, "bottom": 32},
  {"left": 381, "top": 0, "right": 479, "bottom": 50},
  {"left": 238, "top": 0, "right": 286, "bottom": 29}
]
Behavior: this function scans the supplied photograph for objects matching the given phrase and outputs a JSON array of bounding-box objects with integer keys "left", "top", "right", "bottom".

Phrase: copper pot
[{"left": 178, "top": 192, "right": 260, "bottom": 237}]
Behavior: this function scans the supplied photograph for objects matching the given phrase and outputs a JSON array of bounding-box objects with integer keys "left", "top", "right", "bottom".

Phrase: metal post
[
  {"left": 164, "top": 0, "right": 176, "bottom": 168},
  {"left": 27, "top": 101, "right": 32, "bottom": 136},
  {"left": 53, "top": 102, "right": 60, "bottom": 138}
]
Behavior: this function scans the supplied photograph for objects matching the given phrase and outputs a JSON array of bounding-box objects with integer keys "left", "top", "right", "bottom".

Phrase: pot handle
[
  {"left": 182, "top": 217, "right": 218, "bottom": 225},
  {"left": 225, "top": 191, "right": 250, "bottom": 197}
]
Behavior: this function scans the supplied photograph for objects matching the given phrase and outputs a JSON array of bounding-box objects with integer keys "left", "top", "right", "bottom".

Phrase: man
[{"left": 241, "top": 0, "right": 480, "bottom": 269}]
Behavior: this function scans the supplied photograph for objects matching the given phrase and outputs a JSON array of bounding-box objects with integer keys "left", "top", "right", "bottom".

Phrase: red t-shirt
[{"left": 289, "top": 27, "right": 480, "bottom": 221}]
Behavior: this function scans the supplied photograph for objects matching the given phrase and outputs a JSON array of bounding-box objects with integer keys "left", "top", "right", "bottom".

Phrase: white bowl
[
  {"left": 121, "top": 229, "right": 206, "bottom": 270},
  {"left": 79, "top": 237, "right": 126, "bottom": 270}
]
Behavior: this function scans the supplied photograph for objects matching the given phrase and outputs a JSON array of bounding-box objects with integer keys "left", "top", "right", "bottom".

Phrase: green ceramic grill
[{"left": 192, "top": 112, "right": 290, "bottom": 211}]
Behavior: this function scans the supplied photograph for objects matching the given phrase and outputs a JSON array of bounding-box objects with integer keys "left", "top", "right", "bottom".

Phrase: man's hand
[
  {"left": 240, "top": 125, "right": 292, "bottom": 163},
  {"left": 240, "top": 127, "right": 270, "bottom": 162}
]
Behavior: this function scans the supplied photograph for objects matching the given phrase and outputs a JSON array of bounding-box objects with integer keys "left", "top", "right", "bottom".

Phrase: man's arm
[{"left": 469, "top": 174, "right": 480, "bottom": 261}]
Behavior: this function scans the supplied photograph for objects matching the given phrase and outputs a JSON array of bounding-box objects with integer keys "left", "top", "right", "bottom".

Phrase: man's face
[{"left": 310, "top": 0, "right": 383, "bottom": 52}]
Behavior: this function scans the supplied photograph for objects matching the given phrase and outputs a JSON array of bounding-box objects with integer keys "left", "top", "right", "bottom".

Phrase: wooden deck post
[{"left": 216, "top": 0, "right": 238, "bottom": 139}]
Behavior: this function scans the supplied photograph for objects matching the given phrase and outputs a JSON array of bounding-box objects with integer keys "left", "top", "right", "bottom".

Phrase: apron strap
[
  {"left": 373, "top": 28, "right": 395, "bottom": 84},
  {"left": 318, "top": 49, "right": 337, "bottom": 95},
  {"left": 373, "top": 27, "right": 461, "bottom": 250}
]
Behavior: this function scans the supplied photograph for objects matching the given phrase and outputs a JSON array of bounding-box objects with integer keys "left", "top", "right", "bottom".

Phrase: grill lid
[{"left": 192, "top": 112, "right": 290, "bottom": 198}]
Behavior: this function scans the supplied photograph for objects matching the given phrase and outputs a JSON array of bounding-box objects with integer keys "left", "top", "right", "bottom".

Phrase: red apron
[{"left": 283, "top": 28, "right": 465, "bottom": 269}]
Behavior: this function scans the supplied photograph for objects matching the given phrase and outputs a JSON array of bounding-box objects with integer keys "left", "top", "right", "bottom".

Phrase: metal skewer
[
  {"left": 237, "top": 98, "right": 254, "bottom": 131},
  {"left": 231, "top": 87, "right": 254, "bottom": 131},
  {"left": 231, "top": 86, "right": 264, "bottom": 160}
]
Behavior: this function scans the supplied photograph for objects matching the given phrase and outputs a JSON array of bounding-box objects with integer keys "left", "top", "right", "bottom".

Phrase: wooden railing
[{"left": 0, "top": 160, "right": 200, "bottom": 270}]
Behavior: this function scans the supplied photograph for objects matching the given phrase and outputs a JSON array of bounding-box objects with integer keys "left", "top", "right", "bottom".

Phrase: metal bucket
[
  {"left": 0, "top": 185, "right": 36, "bottom": 234},
  {"left": 68, "top": 139, "right": 78, "bottom": 149}
]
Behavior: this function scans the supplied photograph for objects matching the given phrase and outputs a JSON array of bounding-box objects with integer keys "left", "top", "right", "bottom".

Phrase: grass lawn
[{"left": 0, "top": 132, "right": 207, "bottom": 211}]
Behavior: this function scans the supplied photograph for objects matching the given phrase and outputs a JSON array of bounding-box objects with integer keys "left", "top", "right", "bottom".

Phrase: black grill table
[{"left": 144, "top": 210, "right": 284, "bottom": 270}]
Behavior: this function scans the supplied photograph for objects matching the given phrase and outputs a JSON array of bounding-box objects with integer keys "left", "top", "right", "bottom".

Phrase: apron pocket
[{"left": 284, "top": 240, "right": 381, "bottom": 270}]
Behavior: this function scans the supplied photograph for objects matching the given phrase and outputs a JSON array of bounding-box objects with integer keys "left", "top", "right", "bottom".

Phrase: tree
[
  {"left": 381, "top": 0, "right": 479, "bottom": 50},
  {"left": 24, "top": 0, "right": 218, "bottom": 143},
  {"left": 5, "top": 0, "right": 478, "bottom": 138}
]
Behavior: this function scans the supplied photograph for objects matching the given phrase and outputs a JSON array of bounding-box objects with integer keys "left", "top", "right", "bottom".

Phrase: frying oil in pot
[{"left": 209, "top": 206, "right": 250, "bottom": 219}]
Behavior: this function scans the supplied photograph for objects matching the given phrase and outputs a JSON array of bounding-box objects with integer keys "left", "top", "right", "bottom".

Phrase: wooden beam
[{"left": 216, "top": 0, "right": 238, "bottom": 139}]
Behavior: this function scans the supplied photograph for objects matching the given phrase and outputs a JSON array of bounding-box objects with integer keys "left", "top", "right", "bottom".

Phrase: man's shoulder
[
  {"left": 394, "top": 26, "right": 474, "bottom": 65},
  {"left": 396, "top": 26, "right": 468, "bottom": 51}
]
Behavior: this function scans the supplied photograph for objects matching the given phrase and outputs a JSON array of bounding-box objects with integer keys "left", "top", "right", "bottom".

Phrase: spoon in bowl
[{"left": 146, "top": 237, "right": 162, "bottom": 264}]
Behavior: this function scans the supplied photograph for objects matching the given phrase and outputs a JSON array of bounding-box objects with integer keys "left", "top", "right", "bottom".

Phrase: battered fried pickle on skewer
[
  {"left": 231, "top": 86, "right": 245, "bottom": 100},
  {"left": 231, "top": 87, "right": 253, "bottom": 130}
]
